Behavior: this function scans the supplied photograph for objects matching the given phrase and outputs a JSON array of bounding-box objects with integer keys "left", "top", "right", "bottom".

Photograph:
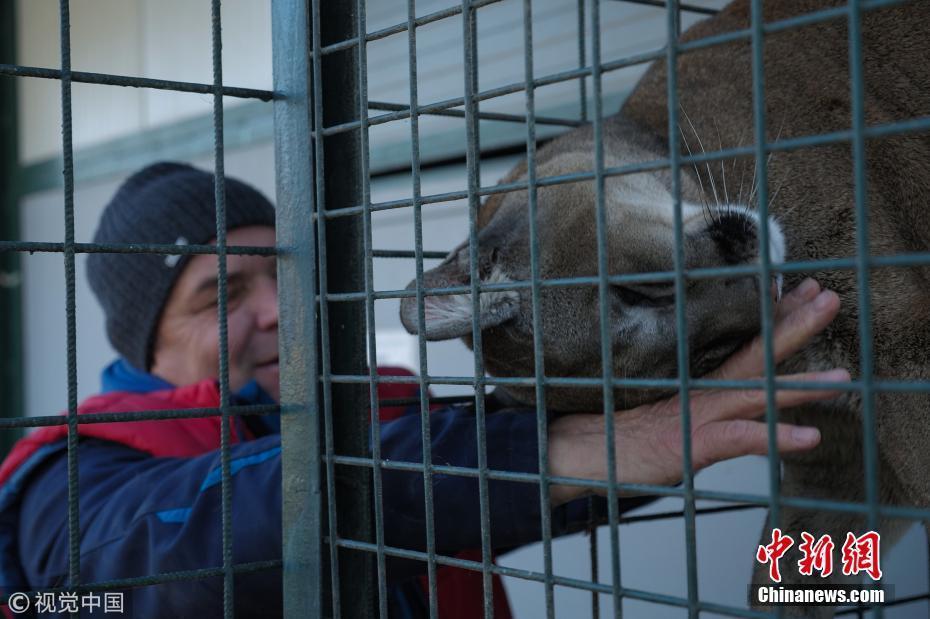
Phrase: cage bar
[
  {"left": 207, "top": 1, "right": 236, "bottom": 616},
  {"left": 317, "top": 249, "right": 930, "bottom": 304},
  {"left": 315, "top": 0, "right": 911, "bottom": 142},
  {"left": 319, "top": 0, "right": 502, "bottom": 56},
  {"left": 405, "top": 0, "right": 442, "bottom": 616},
  {"left": 520, "top": 1, "right": 557, "bottom": 617},
  {"left": 662, "top": 1, "right": 700, "bottom": 617},
  {"left": 354, "top": 0, "right": 391, "bottom": 614},
  {"left": 0, "top": 0, "right": 22, "bottom": 453},
  {"left": 0, "top": 63, "right": 272, "bottom": 100},
  {"left": 367, "top": 99, "right": 582, "bottom": 128},
  {"left": 461, "top": 2, "right": 496, "bottom": 616},
  {"left": 55, "top": 5, "right": 84, "bottom": 618},
  {"left": 748, "top": 8, "right": 785, "bottom": 595},
  {"left": 848, "top": 1, "right": 882, "bottom": 615},
  {"left": 318, "top": 112, "right": 930, "bottom": 219},
  {"left": 309, "top": 0, "right": 377, "bottom": 616},
  {"left": 590, "top": 0, "right": 625, "bottom": 616},
  {"left": 335, "top": 537, "right": 772, "bottom": 619},
  {"left": 271, "top": 0, "right": 324, "bottom": 617}
]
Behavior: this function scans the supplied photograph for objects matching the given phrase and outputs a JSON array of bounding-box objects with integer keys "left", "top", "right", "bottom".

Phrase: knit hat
[{"left": 87, "top": 162, "right": 276, "bottom": 372}]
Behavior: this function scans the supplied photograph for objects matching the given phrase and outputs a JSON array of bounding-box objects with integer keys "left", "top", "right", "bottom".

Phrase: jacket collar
[{"left": 100, "top": 359, "right": 276, "bottom": 407}]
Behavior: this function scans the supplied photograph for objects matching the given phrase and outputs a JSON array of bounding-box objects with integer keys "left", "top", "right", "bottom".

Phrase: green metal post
[
  {"left": 0, "top": 0, "right": 23, "bottom": 455},
  {"left": 308, "top": 0, "right": 375, "bottom": 616}
]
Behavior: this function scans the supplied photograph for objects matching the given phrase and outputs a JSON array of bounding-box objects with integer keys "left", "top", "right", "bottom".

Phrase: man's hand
[{"left": 548, "top": 278, "right": 849, "bottom": 506}]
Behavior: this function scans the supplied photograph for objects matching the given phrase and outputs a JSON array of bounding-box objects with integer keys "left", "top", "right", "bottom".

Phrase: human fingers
[
  {"left": 773, "top": 278, "right": 820, "bottom": 321},
  {"left": 692, "top": 419, "right": 821, "bottom": 469},
  {"left": 693, "top": 368, "right": 850, "bottom": 423},
  {"left": 711, "top": 289, "right": 840, "bottom": 380}
]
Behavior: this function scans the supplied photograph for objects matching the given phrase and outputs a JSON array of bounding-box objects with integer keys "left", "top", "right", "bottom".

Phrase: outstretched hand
[{"left": 548, "top": 278, "right": 849, "bottom": 506}]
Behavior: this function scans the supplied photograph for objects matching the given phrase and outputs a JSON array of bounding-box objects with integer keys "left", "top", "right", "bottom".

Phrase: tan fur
[
  {"left": 624, "top": 3, "right": 930, "bottom": 615},
  {"left": 402, "top": 3, "right": 930, "bottom": 614}
]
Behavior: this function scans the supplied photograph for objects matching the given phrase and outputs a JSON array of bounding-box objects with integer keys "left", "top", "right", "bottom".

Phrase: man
[{"left": 0, "top": 162, "right": 846, "bottom": 617}]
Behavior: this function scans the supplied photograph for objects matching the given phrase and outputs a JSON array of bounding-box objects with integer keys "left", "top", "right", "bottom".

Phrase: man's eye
[
  {"left": 613, "top": 282, "right": 676, "bottom": 307},
  {"left": 199, "top": 286, "right": 244, "bottom": 312},
  {"left": 225, "top": 285, "right": 245, "bottom": 305}
]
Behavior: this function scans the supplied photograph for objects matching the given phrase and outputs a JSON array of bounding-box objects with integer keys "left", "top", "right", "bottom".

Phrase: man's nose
[{"left": 254, "top": 276, "right": 279, "bottom": 330}]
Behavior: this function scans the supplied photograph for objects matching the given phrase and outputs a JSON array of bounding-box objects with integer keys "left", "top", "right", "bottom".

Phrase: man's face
[{"left": 151, "top": 225, "right": 280, "bottom": 401}]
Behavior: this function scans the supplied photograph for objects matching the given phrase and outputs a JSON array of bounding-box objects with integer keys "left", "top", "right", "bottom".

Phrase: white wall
[
  {"left": 15, "top": 0, "right": 273, "bottom": 163},
  {"left": 16, "top": 0, "right": 720, "bottom": 165}
]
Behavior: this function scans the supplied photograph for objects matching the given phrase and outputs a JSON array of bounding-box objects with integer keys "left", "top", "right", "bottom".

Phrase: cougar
[{"left": 399, "top": 1, "right": 930, "bottom": 614}]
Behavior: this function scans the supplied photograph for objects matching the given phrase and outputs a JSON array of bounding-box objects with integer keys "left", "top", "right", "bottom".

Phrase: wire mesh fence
[
  {"left": 294, "top": 0, "right": 930, "bottom": 617},
  {"left": 1, "top": 0, "right": 283, "bottom": 617},
  {"left": 2, "top": 0, "right": 930, "bottom": 618}
]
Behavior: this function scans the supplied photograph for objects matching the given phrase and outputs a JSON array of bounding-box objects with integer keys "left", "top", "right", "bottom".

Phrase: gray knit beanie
[{"left": 87, "top": 162, "right": 276, "bottom": 372}]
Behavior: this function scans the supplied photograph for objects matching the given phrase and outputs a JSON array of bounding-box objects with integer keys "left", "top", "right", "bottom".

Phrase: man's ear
[{"left": 399, "top": 244, "right": 519, "bottom": 341}]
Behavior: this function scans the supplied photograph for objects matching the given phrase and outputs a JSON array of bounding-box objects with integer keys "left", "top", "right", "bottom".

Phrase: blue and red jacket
[{"left": 0, "top": 361, "right": 646, "bottom": 617}]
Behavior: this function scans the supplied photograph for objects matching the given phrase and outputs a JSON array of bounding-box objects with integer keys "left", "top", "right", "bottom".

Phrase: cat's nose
[{"left": 706, "top": 210, "right": 760, "bottom": 266}]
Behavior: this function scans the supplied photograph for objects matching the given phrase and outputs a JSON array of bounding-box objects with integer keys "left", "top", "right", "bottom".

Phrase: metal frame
[
  {"left": 1, "top": 1, "right": 282, "bottom": 617},
  {"left": 305, "top": 1, "right": 930, "bottom": 618},
  {"left": 2, "top": 0, "right": 929, "bottom": 618},
  {"left": 0, "top": 0, "right": 22, "bottom": 457},
  {"left": 14, "top": 98, "right": 591, "bottom": 196}
]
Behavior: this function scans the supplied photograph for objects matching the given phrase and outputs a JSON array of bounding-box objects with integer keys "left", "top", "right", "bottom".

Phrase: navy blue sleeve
[
  {"left": 16, "top": 407, "right": 652, "bottom": 613},
  {"left": 378, "top": 405, "right": 655, "bottom": 580},
  {"left": 381, "top": 406, "right": 544, "bottom": 555},
  {"left": 18, "top": 436, "right": 284, "bottom": 618}
]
